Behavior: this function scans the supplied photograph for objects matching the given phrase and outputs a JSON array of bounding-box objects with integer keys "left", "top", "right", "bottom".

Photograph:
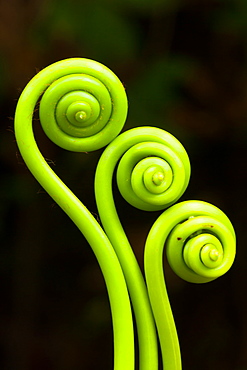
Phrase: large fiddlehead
[
  {"left": 95, "top": 126, "right": 191, "bottom": 370},
  {"left": 14, "top": 58, "right": 134, "bottom": 370},
  {"left": 144, "top": 200, "right": 236, "bottom": 369}
]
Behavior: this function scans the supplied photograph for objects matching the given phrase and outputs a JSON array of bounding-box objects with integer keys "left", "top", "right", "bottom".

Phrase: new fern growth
[{"left": 14, "top": 57, "right": 236, "bottom": 370}]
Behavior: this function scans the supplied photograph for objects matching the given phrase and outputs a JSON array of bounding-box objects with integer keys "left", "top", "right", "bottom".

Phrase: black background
[{"left": 1, "top": 0, "right": 246, "bottom": 369}]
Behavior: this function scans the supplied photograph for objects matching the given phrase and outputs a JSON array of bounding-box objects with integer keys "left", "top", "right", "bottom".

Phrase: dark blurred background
[{"left": 1, "top": 0, "right": 247, "bottom": 369}]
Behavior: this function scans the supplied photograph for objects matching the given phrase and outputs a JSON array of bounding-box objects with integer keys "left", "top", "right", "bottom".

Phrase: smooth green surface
[
  {"left": 144, "top": 200, "right": 236, "bottom": 370},
  {"left": 95, "top": 126, "right": 191, "bottom": 370},
  {"left": 14, "top": 58, "right": 134, "bottom": 370}
]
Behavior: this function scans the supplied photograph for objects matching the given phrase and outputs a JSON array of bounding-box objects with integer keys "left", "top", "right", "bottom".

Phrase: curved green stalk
[
  {"left": 144, "top": 200, "right": 236, "bottom": 369},
  {"left": 14, "top": 58, "right": 134, "bottom": 370},
  {"left": 95, "top": 126, "right": 191, "bottom": 370}
]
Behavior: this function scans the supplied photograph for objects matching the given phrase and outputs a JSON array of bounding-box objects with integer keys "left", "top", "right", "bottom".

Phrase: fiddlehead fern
[
  {"left": 15, "top": 56, "right": 237, "bottom": 370},
  {"left": 38, "top": 59, "right": 127, "bottom": 152},
  {"left": 14, "top": 58, "right": 134, "bottom": 370},
  {"left": 95, "top": 126, "right": 191, "bottom": 370},
  {"left": 144, "top": 200, "right": 236, "bottom": 370},
  {"left": 115, "top": 127, "right": 190, "bottom": 211}
]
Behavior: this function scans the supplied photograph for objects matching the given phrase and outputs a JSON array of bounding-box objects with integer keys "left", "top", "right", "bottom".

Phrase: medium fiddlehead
[
  {"left": 144, "top": 200, "right": 236, "bottom": 370},
  {"left": 14, "top": 58, "right": 134, "bottom": 370},
  {"left": 95, "top": 126, "right": 191, "bottom": 370}
]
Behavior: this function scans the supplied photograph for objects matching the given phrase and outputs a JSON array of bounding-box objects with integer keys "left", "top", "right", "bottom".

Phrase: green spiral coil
[
  {"left": 38, "top": 61, "right": 127, "bottom": 152},
  {"left": 14, "top": 58, "right": 134, "bottom": 370},
  {"left": 144, "top": 200, "right": 236, "bottom": 369},
  {"left": 95, "top": 126, "right": 191, "bottom": 370}
]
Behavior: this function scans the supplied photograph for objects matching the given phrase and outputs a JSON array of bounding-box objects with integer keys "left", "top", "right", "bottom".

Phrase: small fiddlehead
[
  {"left": 115, "top": 127, "right": 191, "bottom": 211},
  {"left": 95, "top": 126, "right": 191, "bottom": 370},
  {"left": 144, "top": 200, "right": 236, "bottom": 370},
  {"left": 14, "top": 58, "right": 134, "bottom": 370}
]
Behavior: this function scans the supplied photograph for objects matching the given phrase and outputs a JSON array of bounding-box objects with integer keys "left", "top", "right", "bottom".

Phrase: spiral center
[
  {"left": 200, "top": 243, "right": 223, "bottom": 268},
  {"left": 142, "top": 162, "right": 173, "bottom": 195},
  {"left": 152, "top": 171, "right": 165, "bottom": 186},
  {"left": 75, "top": 111, "right": 87, "bottom": 122},
  {"left": 209, "top": 248, "right": 219, "bottom": 261},
  {"left": 65, "top": 101, "right": 93, "bottom": 128}
]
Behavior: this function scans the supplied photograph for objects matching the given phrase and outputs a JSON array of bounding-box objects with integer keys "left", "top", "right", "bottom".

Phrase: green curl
[
  {"left": 17, "top": 58, "right": 128, "bottom": 153},
  {"left": 14, "top": 58, "right": 134, "bottom": 370},
  {"left": 95, "top": 126, "right": 191, "bottom": 370},
  {"left": 144, "top": 200, "right": 236, "bottom": 370},
  {"left": 96, "top": 126, "right": 190, "bottom": 212}
]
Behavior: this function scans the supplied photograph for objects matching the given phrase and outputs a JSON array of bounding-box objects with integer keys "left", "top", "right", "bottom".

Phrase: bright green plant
[
  {"left": 14, "top": 58, "right": 236, "bottom": 370},
  {"left": 144, "top": 200, "right": 236, "bottom": 369},
  {"left": 14, "top": 58, "right": 134, "bottom": 370}
]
